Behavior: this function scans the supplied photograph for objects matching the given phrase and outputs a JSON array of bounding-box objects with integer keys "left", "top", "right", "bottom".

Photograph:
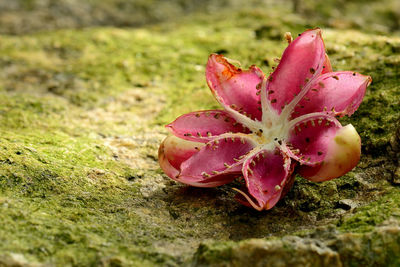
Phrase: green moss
[
  {"left": 338, "top": 188, "right": 400, "bottom": 233},
  {"left": 193, "top": 242, "right": 235, "bottom": 266}
]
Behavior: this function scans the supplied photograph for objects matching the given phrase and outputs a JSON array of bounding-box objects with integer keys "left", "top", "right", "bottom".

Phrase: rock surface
[{"left": 0, "top": 0, "right": 399, "bottom": 266}]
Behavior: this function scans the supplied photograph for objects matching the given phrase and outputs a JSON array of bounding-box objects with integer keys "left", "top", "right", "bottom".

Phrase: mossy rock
[{"left": 0, "top": 3, "right": 399, "bottom": 266}]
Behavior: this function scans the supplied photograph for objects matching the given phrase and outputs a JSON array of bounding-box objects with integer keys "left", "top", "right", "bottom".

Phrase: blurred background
[{"left": 0, "top": 0, "right": 399, "bottom": 35}]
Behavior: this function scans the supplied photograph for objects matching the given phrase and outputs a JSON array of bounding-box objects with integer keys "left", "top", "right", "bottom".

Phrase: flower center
[{"left": 243, "top": 117, "right": 289, "bottom": 149}]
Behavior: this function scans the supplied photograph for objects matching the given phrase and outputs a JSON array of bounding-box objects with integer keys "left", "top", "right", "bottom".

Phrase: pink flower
[{"left": 158, "top": 28, "right": 372, "bottom": 211}]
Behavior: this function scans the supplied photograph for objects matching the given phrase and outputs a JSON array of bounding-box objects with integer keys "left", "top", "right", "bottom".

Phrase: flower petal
[
  {"left": 237, "top": 149, "right": 292, "bottom": 210},
  {"left": 166, "top": 110, "right": 249, "bottom": 143},
  {"left": 291, "top": 71, "right": 372, "bottom": 119},
  {"left": 322, "top": 53, "right": 332, "bottom": 74},
  {"left": 158, "top": 135, "right": 204, "bottom": 179},
  {"left": 266, "top": 28, "right": 326, "bottom": 114},
  {"left": 206, "top": 54, "right": 264, "bottom": 120},
  {"left": 234, "top": 171, "right": 296, "bottom": 210},
  {"left": 285, "top": 114, "right": 342, "bottom": 166},
  {"left": 298, "top": 124, "right": 361, "bottom": 182},
  {"left": 178, "top": 135, "right": 256, "bottom": 187}
]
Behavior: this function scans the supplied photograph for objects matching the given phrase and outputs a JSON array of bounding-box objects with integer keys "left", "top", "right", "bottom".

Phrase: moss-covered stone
[
  {"left": 194, "top": 224, "right": 400, "bottom": 266},
  {"left": 0, "top": 2, "right": 399, "bottom": 266}
]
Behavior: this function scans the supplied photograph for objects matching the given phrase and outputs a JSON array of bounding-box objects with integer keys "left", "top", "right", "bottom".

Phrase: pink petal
[
  {"left": 158, "top": 136, "right": 204, "bottom": 179},
  {"left": 206, "top": 54, "right": 264, "bottom": 120},
  {"left": 166, "top": 110, "right": 249, "bottom": 143},
  {"left": 322, "top": 53, "right": 332, "bottom": 74},
  {"left": 236, "top": 149, "right": 292, "bottom": 210},
  {"left": 291, "top": 71, "right": 372, "bottom": 119},
  {"left": 234, "top": 170, "right": 296, "bottom": 209},
  {"left": 298, "top": 124, "right": 361, "bottom": 182},
  {"left": 178, "top": 135, "right": 256, "bottom": 187},
  {"left": 285, "top": 114, "right": 342, "bottom": 166},
  {"left": 266, "top": 28, "right": 326, "bottom": 114}
]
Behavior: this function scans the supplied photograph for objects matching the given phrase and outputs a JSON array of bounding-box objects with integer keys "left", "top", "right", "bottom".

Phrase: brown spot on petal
[{"left": 202, "top": 172, "right": 210, "bottom": 178}]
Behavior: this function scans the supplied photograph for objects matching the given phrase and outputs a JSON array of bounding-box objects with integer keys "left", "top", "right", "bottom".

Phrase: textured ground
[{"left": 0, "top": 1, "right": 399, "bottom": 266}]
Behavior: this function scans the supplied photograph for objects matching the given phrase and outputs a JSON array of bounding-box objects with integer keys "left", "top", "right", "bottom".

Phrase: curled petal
[
  {"left": 177, "top": 135, "right": 257, "bottom": 187},
  {"left": 206, "top": 54, "right": 264, "bottom": 120},
  {"left": 291, "top": 71, "right": 372, "bottom": 119},
  {"left": 166, "top": 110, "right": 249, "bottom": 143},
  {"left": 237, "top": 149, "right": 292, "bottom": 210},
  {"left": 322, "top": 53, "right": 332, "bottom": 74},
  {"left": 266, "top": 28, "right": 326, "bottom": 114},
  {"left": 299, "top": 124, "right": 361, "bottom": 182},
  {"left": 235, "top": 170, "right": 296, "bottom": 210},
  {"left": 285, "top": 114, "right": 342, "bottom": 166},
  {"left": 158, "top": 135, "right": 204, "bottom": 179}
]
